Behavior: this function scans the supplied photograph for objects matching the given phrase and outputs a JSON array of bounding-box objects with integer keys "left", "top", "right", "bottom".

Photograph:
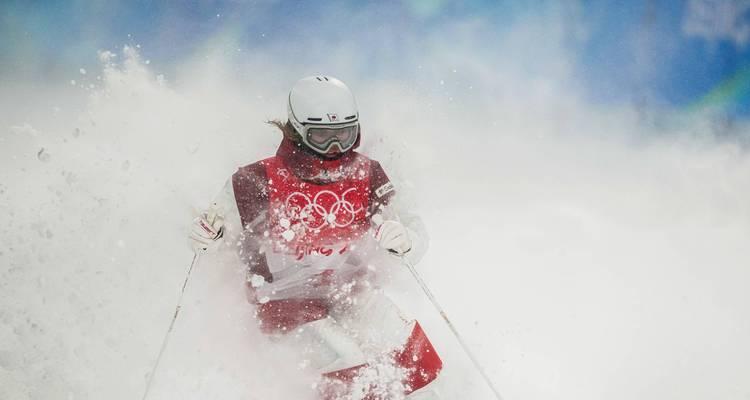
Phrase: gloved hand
[
  {"left": 190, "top": 205, "right": 225, "bottom": 252},
  {"left": 375, "top": 220, "right": 412, "bottom": 255}
]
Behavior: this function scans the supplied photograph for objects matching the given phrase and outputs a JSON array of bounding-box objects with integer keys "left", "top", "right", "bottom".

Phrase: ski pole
[
  {"left": 400, "top": 255, "right": 504, "bottom": 400},
  {"left": 141, "top": 252, "right": 200, "bottom": 400}
]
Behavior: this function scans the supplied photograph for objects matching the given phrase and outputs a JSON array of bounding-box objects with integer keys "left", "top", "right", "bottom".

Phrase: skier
[{"left": 190, "top": 76, "right": 442, "bottom": 399}]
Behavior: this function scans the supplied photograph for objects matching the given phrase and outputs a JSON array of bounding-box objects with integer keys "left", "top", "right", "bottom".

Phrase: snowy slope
[{"left": 2, "top": 48, "right": 750, "bottom": 400}]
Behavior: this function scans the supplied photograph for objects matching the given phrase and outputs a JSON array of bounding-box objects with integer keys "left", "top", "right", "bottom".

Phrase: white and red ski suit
[{"left": 211, "top": 137, "right": 442, "bottom": 398}]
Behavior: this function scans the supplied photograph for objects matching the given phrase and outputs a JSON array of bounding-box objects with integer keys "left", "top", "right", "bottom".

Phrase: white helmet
[{"left": 287, "top": 76, "right": 360, "bottom": 155}]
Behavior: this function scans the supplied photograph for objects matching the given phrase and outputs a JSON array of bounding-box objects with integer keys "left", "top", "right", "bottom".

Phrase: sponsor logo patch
[{"left": 375, "top": 182, "right": 395, "bottom": 198}]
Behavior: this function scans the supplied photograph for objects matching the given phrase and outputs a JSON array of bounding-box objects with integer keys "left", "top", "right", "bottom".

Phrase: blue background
[{"left": 2, "top": 0, "right": 749, "bottom": 117}]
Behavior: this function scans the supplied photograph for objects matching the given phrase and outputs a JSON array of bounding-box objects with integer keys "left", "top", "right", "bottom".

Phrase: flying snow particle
[
  {"left": 70, "top": 80, "right": 76, "bottom": 86},
  {"left": 63, "top": 171, "right": 76, "bottom": 185},
  {"left": 37, "top": 148, "right": 50, "bottom": 162},
  {"left": 282, "top": 230, "right": 295, "bottom": 241},
  {"left": 11, "top": 123, "right": 39, "bottom": 136},
  {"left": 249, "top": 274, "right": 266, "bottom": 288},
  {"left": 97, "top": 50, "right": 116, "bottom": 63},
  {"left": 79, "top": 68, "right": 87, "bottom": 75}
]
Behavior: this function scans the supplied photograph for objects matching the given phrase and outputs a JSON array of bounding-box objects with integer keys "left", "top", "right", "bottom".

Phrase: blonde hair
[{"left": 267, "top": 119, "right": 297, "bottom": 140}]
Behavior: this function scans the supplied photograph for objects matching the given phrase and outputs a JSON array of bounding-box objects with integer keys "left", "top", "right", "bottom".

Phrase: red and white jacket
[
  {"left": 210, "top": 138, "right": 441, "bottom": 397},
  {"left": 211, "top": 137, "right": 426, "bottom": 332}
]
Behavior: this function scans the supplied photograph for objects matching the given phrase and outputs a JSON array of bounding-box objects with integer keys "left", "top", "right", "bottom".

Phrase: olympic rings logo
[{"left": 284, "top": 188, "right": 363, "bottom": 230}]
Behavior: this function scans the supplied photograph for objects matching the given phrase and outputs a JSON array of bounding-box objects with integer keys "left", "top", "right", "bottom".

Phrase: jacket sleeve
[
  {"left": 369, "top": 161, "right": 429, "bottom": 266},
  {"left": 232, "top": 163, "right": 273, "bottom": 287},
  {"left": 208, "top": 172, "right": 271, "bottom": 304},
  {"left": 211, "top": 178, "right": 243, "bottom": 248}
]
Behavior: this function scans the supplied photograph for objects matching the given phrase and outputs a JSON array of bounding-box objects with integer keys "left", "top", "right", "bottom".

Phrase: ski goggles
[{"left": 300, "top": 123, "right": 359, "bottom": 154}]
